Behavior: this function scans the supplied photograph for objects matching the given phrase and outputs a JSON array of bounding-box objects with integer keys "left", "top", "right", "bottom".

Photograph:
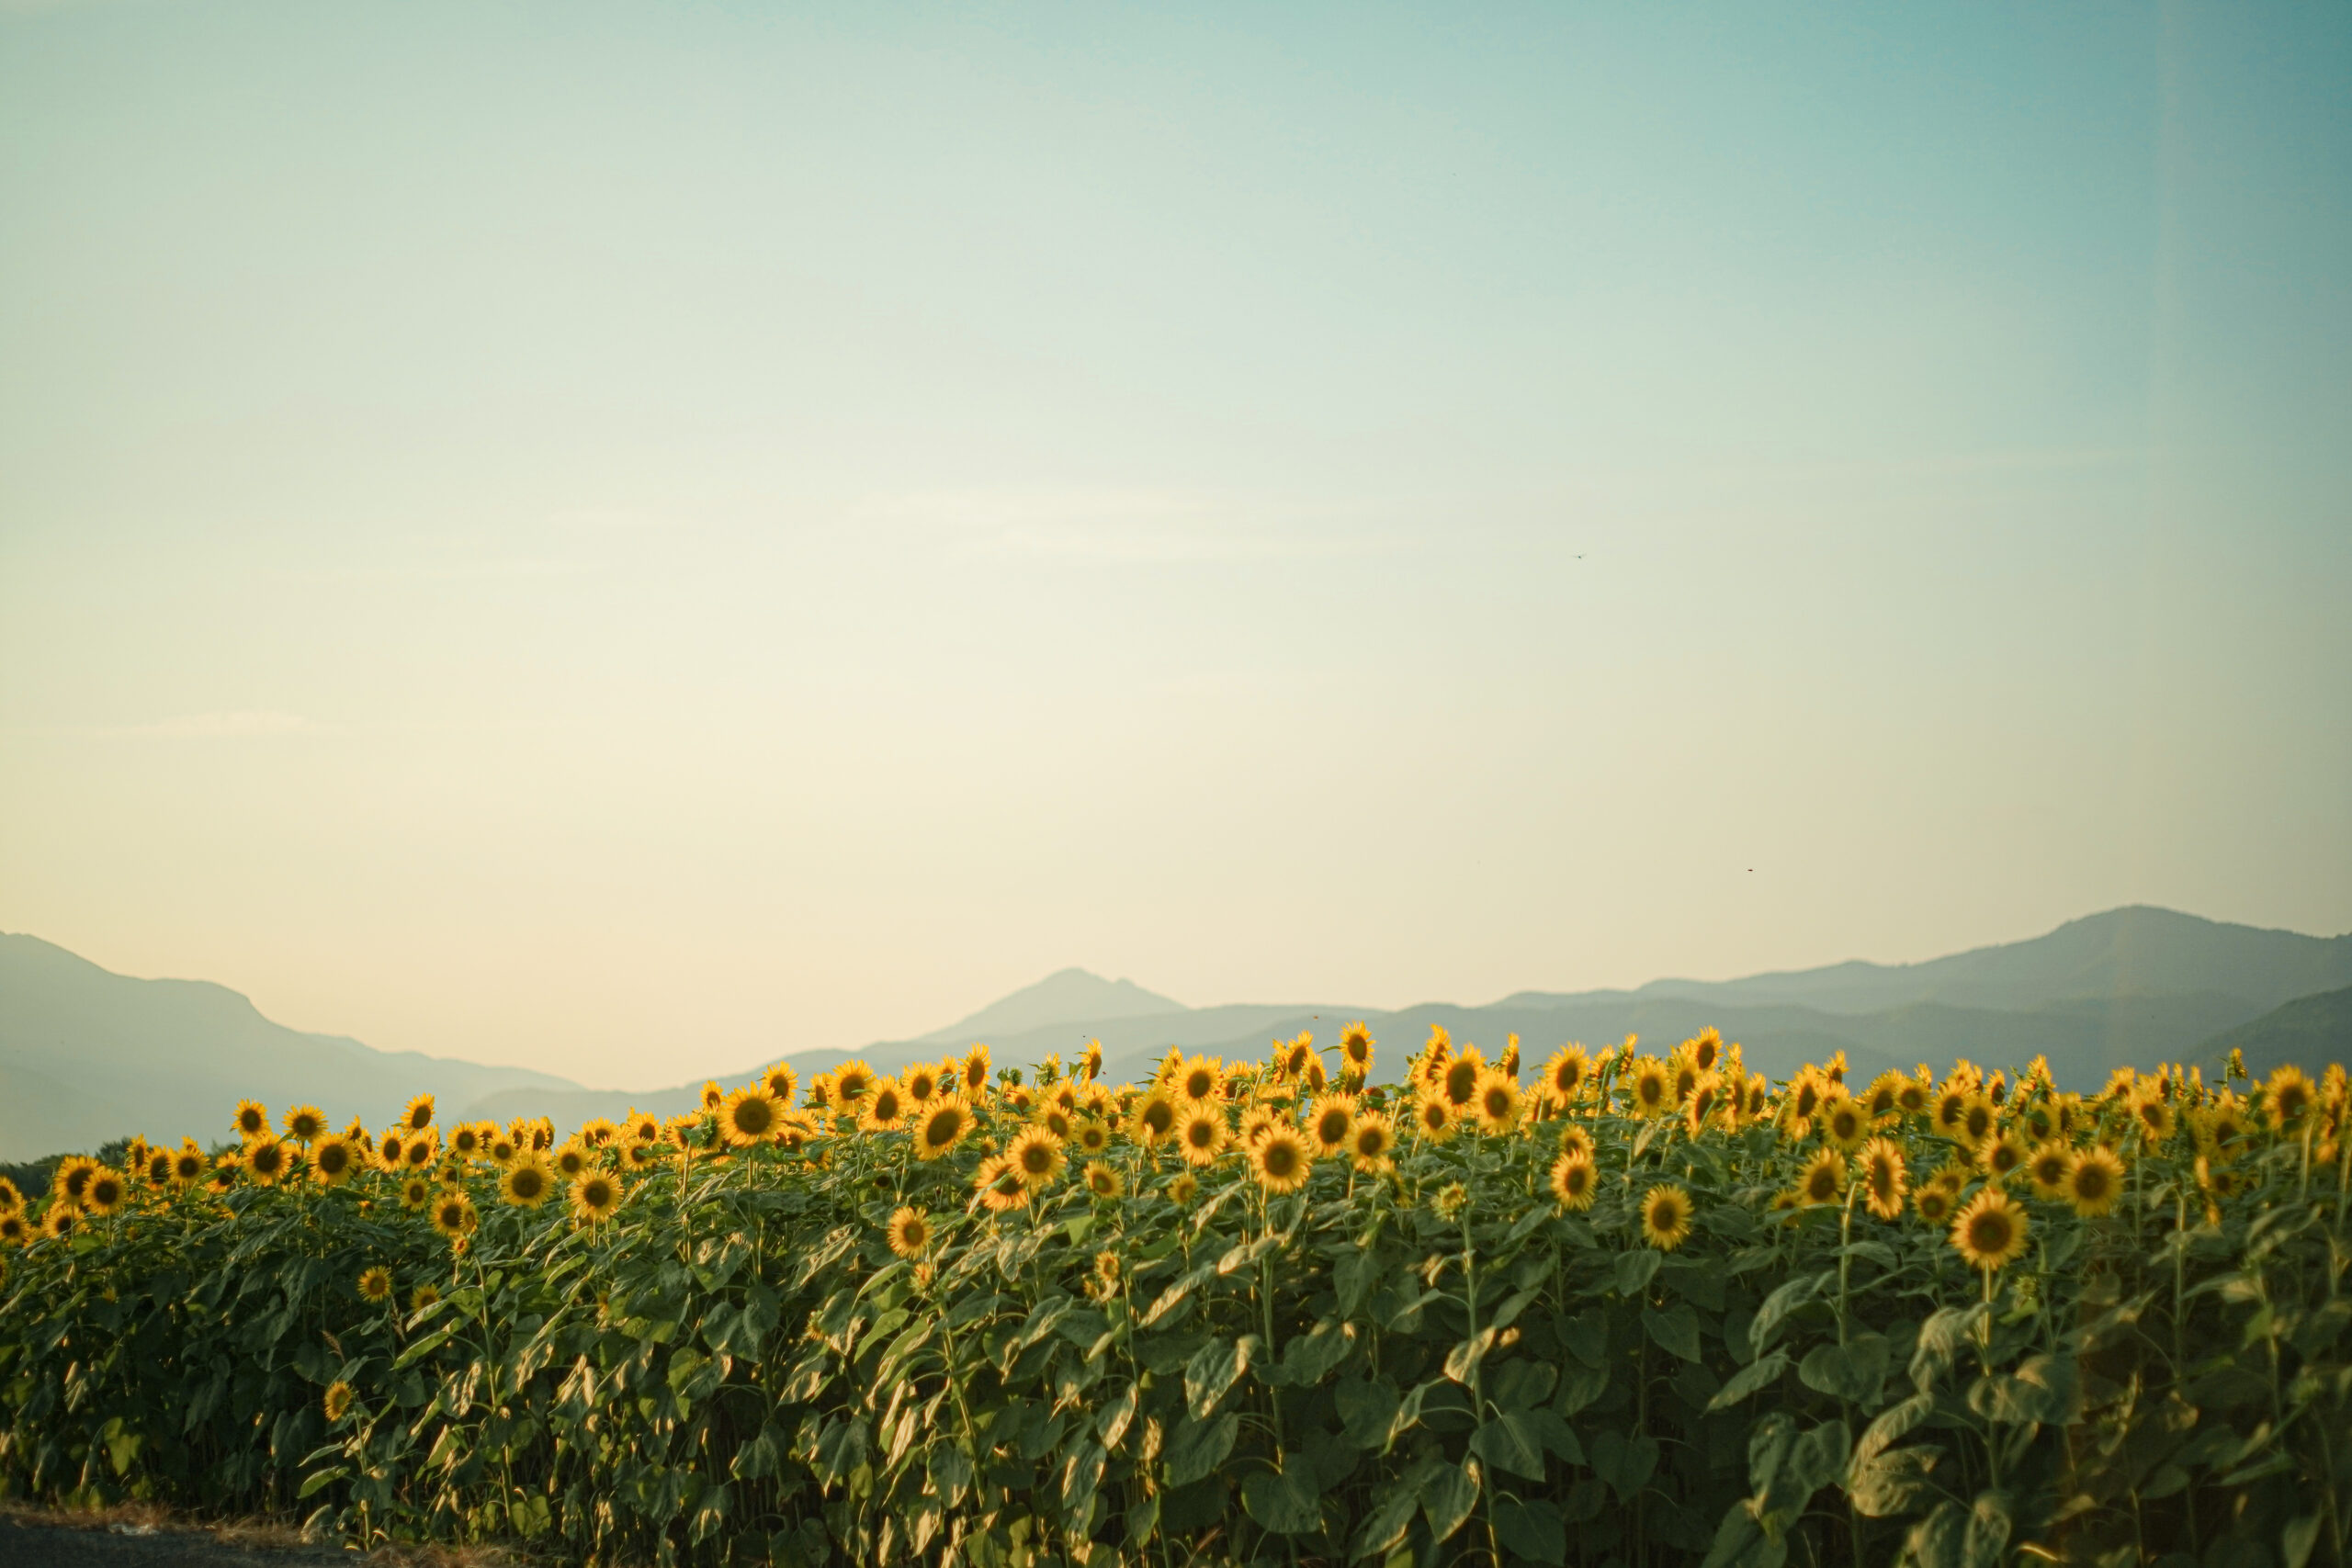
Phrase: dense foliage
[{"left": 0, "top": 1028, "right": 2346, "bottom": 1568}]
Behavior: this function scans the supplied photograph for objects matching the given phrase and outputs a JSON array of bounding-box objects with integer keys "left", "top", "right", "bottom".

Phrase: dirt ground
[{"left": 0, "top": 1513, "right": 347, "bottom": 1568}]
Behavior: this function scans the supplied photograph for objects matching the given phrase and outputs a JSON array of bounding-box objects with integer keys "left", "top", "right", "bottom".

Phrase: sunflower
[
  {"left": 1413, "top": 1093, "right": 1458, "bottom": 1143},
  {"left": 1174, "top": 1055, "right": 1224, "bottom": 1105},
  {"left": 832, "top": 1060, "right": 876, "bottom": 1105},
  {"left": 1541, "top": 1046, "right": 1589, "bottom": 1111},
  {"left": 886, "top": 1205, "right": 932, "bottom": 1258},
  {"left": 1786, "top": 1071, "right": 1825, "bottom": 1133},
  {"left": 579, "top": 1118, "right": 618, "bottom": 1148},
  {"left": 142, "top": 1149, "right": 174, "bottom": 1188},
  {"left": 1931, "top": 1086, "right": 1970, "bottom": 1137},
  {"left": 323, "top": 1381, "right": 355, "bottom": 1423},
  {"left": 1951, "top": 1188, "right": 2028, "bottom": 1272},
  {"left": 1795, "top": 1149, "right": 1845, "bottom": 1207},
  {"left": 1344, "top": 1113, "right": 1395, "bottom": 1173},
  {"left": 975, "top": 1155, "right": 1029, "bottom": 1213},
  {"left": 448, "top": 1122, "right": 482, "bottom": 1160},
  {"left": 1250, "top": 1127, "right": 1312, "bottom": 1194},
  {"left": 2131, "top": 1093, "right": 2175, "bottom": 1145},
  {"left": 243, "top": 1137, "right": 289, "bottom": 1187},
  {"left": 551, "top": 1141, "right": 593, "bottom": 1180},
  {"left": 1862, "top": 1074, "right": 1904, "bottom": 1122},
  {"left": 862, "top": 1078, "right": 910, "bottom": 1133},
  {"left": 626, "top": 1111, "right": 662, "bottom": 1145},
  {"left": 701, "top": 1080, "right": 726, "bottom": 1113},
  {"left": 1640, "top": 1185, "right": 1694, "bottom": 1251},
  {"left": 901, "top": 1062, "right": 942, "bottom": 1106},
  {"left": 40, "top": 1207, "right": 76, "bottom": 1240},
  {"left": 1957, "top": 1095, "right": 1997, "bottom": 1149},
  {"left": 1084, "top": 1161, "right": 1124, "bottom": 1200},
  {"left": 1473, "top": 1069, "right": 1521, "bottom": 1134},
  {"left": 53, "top": 1156, "right": 98, "bottom": 1206},
  {"left": 1550, "top": 1152, "right": 1598, "bottom": 1211},
  {"left": 1440, "top": 1048, "right": 1486, "bottom": 1111},
  {"left": 401, "top": 1130, "right": 438, "bottom": 1170},
  {"left": 2264, "top": 1065, "right": 2313, "bottom": 1126},
  {"left": 1237, "top": 1105, "right": 1283, "bottom": 1151},
  {"left": 376, "top": 1129, "right": 410, "bottom": 1172},
  {"left": 399, "top": 1176, "right": 433, "bottom": 1210},
  {"left": 1340, "top": 1022, "right": 1374, "bottom": 1077},
  {"left": 207, "top": 1156, "right": 238, "bottom": 1193},
  {"left": 757, "top": 1062, "right": 797, "bottom": 1106},
  {"left": 283, "top": 1105, "right": 326, "bottom": 1145},
  {"left": 1003, "top": 1126, "right": 1066, "bottom": 1190},
  {"left": 1683, "top": 1074, "right": 1724, "bottom": 1137},
  {"left": 2064, "top": 1145, "right": 2126, "bottom": 1217},
  {"left": 1821, "top": 1095, "right": 1869, "bottom": 1153},
  {"left": 622, "top": 1140, "right": 663, "bottom": 1171},
  {"left": 960, "top": 1044, "right": 992, "bottom": 1095},
  {"left": 1176, "top": 1106, "right": 1229, "bottom": 1167},
  {"left": 0, "top": 1213, "right": 28, "bottom": 1247},
  {"left": 84, "top": 1168, "right": 128, "bottom": 1215},
  {"left": 2204, "top": 1102, "right": 2252, "bottom": 1156},
  {"left": 429, "top": 1191, "right": 477, "bottom": 1241},
  {"left": 1860, "top": 1137, "right": 1907, "bottom": 1220},
  {"left": 410, "top": 1284, "right": 440, "bottom": 1313},
  {"left": 401, "top": 1093, "right": 435, "bottom": 1133},
  {"left": 1093, "top": 1249, "right": 1121, "bottom": 1293},
  {"left": 1979, "top": 1132, "right": 2029, "bottom": 1182},
  {"left": 234, "top": 1100, "right": 271, "bottom": 1142},
  {"left": 1669, "top": 1057, "right": 1701, "bottom": 1108},
  {"left": 2025, "top": 1141, "right": 2072, "bottom": 1199},
  {"left": 571, "top": 1171, "right": 624, "bottom": 1224},
  {"left": 357, "top": 1266, "right": 394, "bottom": 1303},
  {"left": 310, "top": 1135, "right": 359, "bottom": 1187},
  {"left": 1914, "top": 1185, "right": 1954, "bottom": 1224},
  {"left": 1166, "top": 1171, "right": 1200, "bottom": 1206},
  {"left": 1627, "top": 1057, "right": 1672, "bottom": 1118},
  {"left": 1129, "top": 1090, "right": 1179, "bottom": 1146},
  {"left": 1080, "top": 1038, "right": 1104, "bottom": 1081},
  {"left": 1041, "top": 1105, "right": 1078, "bottom": 1144},
  {"left": 1559, "top": 1123, "right": 1596, "bottom": 1163},
  {"left": 1894, "top": 1076, "right": 1929, "bottom": 1118},
  {"left": 719, "top": 1087, "right": 785, "bottom": 1146},
  {"left": 1278, "top": 1034, "right": 1317, "bottom": 1080},
  {"left": 500, "top": 1156, "right": 556, "bottom": 1208},
  {"left": 1931, "top": 1160, "right": 1973, "bottom": 1196},
  {"left": 486, "top": 1131, "right": 520, "bottom": 1167},
  {"left": 1071, "top": 1118, "right": 1114, "bottom": 1158},
  {"left": 894, "top": 1099, "right": 964, "bottom": 1162},
  {"left": 1305, "top": 1094, "right": 1357, "bottom": 1156},
  {"left": 0, "top": 1177, "right": 17, "bottom": 1215}
]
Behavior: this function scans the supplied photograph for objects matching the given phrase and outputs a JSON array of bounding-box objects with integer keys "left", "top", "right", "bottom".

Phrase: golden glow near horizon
[{"left": 3, "top": 5, "right": 2347, "bottom": 1085}]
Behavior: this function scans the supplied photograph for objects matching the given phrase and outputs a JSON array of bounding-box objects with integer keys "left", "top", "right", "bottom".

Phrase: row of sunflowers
[{"left": 1, "top": 1024, "right": 2346, "bottom": 1568}]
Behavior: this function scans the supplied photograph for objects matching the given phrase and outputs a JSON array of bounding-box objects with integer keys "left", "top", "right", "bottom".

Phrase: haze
[{"left": 3, "top": 3, "right": 2348, "bottom": 1089}]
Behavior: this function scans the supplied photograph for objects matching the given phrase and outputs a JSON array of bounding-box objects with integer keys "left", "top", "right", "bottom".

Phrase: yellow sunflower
[
  {"left": 429, "top": 1191, "right": 477, "bottom": 1241},
  {"left": 1860, "top": 1137, "right": 1907, "bottom": 1220},
  {"left": 886, "top": 1205, "right": 932, "bottom": 1258},
  {"left": 1821, "top": 1095, "right": 1869, "bottom": 1153},
  {"left": 761, "top": 1063, "right": 799, "bottom": 1106},
  {"left": 357, "top": 1265, "right": 393, "bottom": 1303},
  {"left": 1550, "top": 1152, "right": 1598, "bottom": 1211},
  {"left": 579, "top": 1118, "right": 618, "bottom": 1147},
  {"left": 1541, "top": 1045, "right": 1589, "bottom": 1111},
  {"left": 485, "top": 1130, "right": 520, "bottom": 1167},
  {"left": 974, "top": 1154, "right": 1029, "bottom": 1213},
  {"left": 1250, "top": 1127, "right": 1312, "bottom": 1194},
  {"left": 832, "top": 1060, "right": 877, "bottom": 1105},
  {"left": 84, "top": 1168, "right": 128, "bottom": 1216},
  {"left": 1174, "top": 1055, "right": 1225, "bottom": 1105},
  {"left": 1979, "top": 1132, "right": 2029, "bottom": 1182},
  {"left": 1413, "top": 1092, "right": 1458, "bottom": 1143},
  {"left": 1914, "top": 1185, "right": 1954, "bottom": 1225},
  {"left": 1894, "top": 1076, "right": 1929, "bottom": 1118},
  {"left": 233, "top": 1100, "right": 271, "bottom": 1142},
  {"left": 1072, "top": 1118, "right": 1114, "bottom": 1157},
  {"left": 551, "top": 1140, "right": 593, "bottom": 1180},
  {"left": 2064, "top": 1145, "right": 2126, "bottom": 1217},
  {"left": 447, "top": 1122, "right": 482, "bottom": 1160},
  {"left": 401, "top": 1093, "right": 436, "bottom": 1133},
  {"left": 376, "top": 1129, "right": 410, "bottom": 1172},
  {"left": 1862, "top": 1074, "right": 1904, "bottom": 1122},
  {"left": 323, "top": 1382, "right": 356, "bottom": 1423},
  {"left": 1640, "top": 1184, "right": 1694, "bottom": 1251},
  {"left": 243, "top": 1137, "right": 290, "bottom": 1187},
  {"left": 310, "top": 1134, "right": 359, "bottom": 1187},
  {"left": 1340, "top": 1022, "right": 1374, "bottom": 1077},
  {"left": 283, "top": 1105, "right": 327, "bottom": 1145},
  {"left": 1306, "top": 1094, "right": 1358, "bottom": 1156},
  {"left": 399, "top": 1176, "right": 433, "bottom": 1210},
  {"left": 1130, "top": 1090, "right": 1179, "bottom": 1146},
  {"left": 1349, "top": 1113, "right": 1396, "bottom": 1173},
  {"left": 719, "top": 1087, "right": 785, "bottom": 1146},
  {"left": 1473, "top": 1069, "right": 1521, "bottom": 1134},
  {"left": 700, "top": 1080, "right": 726, "bottom": 1113},
  {"left": 960, "top": 1044, "right": 992, "bottom": 1096},
  {"left": 401, "top": 1130, "right": 439, "bottom": 1170},
  {"left": 627, "top": 1111, "right": 662, "bottom": 1145},
  {"left": 1795, "top": 1149, "right": 1845, "bottom": 1207},
  {"left": 1005, "top": 1126, "right": 1067, "bottom": 1190},
  {"left": 1176, "top": 1105, "right": 1229, "bottom": 1167},
  {"left": 410, "top": 1284, "right": 440, "bottom": 1313},
  {"left": 862, "top": 1077, "right": 910, "bottom": 1133},
  {"left": 1951, "top": 1188, "right": 2028, "bottom": 1272},
  {"left": 901, "top": 1062, "right": 941, "bottom": 1104},
  {"left": 1440, "top": 1047, "right": 1486, "bottom": 1111},
  {"left": 913, "top": 1098, "right": 976, "bottom": 1159},
  {"left": 2263, "top": 1065, "right": 2313, "bottom": 1126},
  {"left": 1627, "top": 1057, "right": 1672, "bottom": 1118},
  {"left": 500, "top": 1156, "right": 557, "bottom": 1208},
  {"left": 2025, "top": 1141, "right": 2072, "bottom": 1199},
  {"left": 40, "top": 1207, "right": 77, "bottom": 1240},
  {"left": 0, "top": 1213, "right": 28, "bottom": 1247},
  {"left": 571, "top": 1170, "right": 624, "bottom": 1224},
  {"left": 1083, "top": 1161, "right": 1123, "bottom": 1200},
  {"left": 172, "top": 1144, "right": 208, "bottom": 1187}
]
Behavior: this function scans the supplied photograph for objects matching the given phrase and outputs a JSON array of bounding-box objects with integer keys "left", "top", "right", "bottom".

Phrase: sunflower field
[{"left": 0, "top": 1027, "right": 2347, "bottom": 1568}]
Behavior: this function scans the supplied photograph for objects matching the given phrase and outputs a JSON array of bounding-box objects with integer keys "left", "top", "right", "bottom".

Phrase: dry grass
[{"left": 0, "top": 1500, "right": 536, "bottom": 1565}]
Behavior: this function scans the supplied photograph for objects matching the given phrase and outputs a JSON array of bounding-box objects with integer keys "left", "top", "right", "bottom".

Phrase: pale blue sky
[{"left": 3, "top": 3, "right": 2347, "bottom": 1086}]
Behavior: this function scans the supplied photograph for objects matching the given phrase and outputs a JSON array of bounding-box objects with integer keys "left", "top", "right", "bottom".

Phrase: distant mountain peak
[{"left": 914, "top": 968, "right": 1187, "bottom": 1046}]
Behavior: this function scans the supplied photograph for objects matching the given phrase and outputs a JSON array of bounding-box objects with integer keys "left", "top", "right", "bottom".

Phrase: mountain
[
  {"left": 0, "top": 934, "right": 589, "bottom": 1160},
  {"left": 1510, "top": 907, "right": 2352, "bottom": 1020},
  {"left": 912, "top": 968, "right": 1186, "bottom": 1045},
  {"left": 2196, "top": 985, "right": 2352, "bottom": 1081},
  {"left": 10, "top": 908, "right": 2349, "bottom": 1154}
]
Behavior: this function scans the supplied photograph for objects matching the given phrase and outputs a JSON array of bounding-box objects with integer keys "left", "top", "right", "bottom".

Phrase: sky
[{"left": 3, "top": 2, "right": 2348, "bottom": 1089}]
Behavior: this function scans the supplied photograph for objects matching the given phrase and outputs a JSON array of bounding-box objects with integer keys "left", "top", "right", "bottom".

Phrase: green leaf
[
  {"left": 1643, "top": 1303, "right": 1702, "bottom": 1362},
  {"left": 813, "top": 1416, "right": 868, "bottom": 1489},
  {"left": 1276, "top": 1318, "right": 1355, "bottom": 1387},
  {"left": 1096, "top": 1383, "right": 1138, "bottom": 1451},
  {"left": 1444, "top": 1326, "right": 1498, "bottom": 1383},
  {"left": 1853, "top": 1390, "right": 1934, "bottom": 1469},
  {"left": 1242, "top": 1462, "right": 1323, "bottom": 1535},
  {"left": 1162, "top": 1411, "right": 1238, "bottom": 1487},
  {"left": 296, "top": 1467, "right": 347, "bottom": 1499},
  {"left": 2284, "top": 1514, "right": 2325, "bottom": 1568},
  {"left": 1470, "top": 1411, "right": 1547, "bottom": 1481},
  {"left": 1183, "top": 1335, "right": 1257, "bottom": 1418},
  {"left": 1419, "top": 1459, "right": 1481, "bottom": 1545},
  {"left": 1351, "top": 1482, "right": 1421, "bottom": 1561},
  {"left": 1615, "top": 1249, "right": 1663, "bottom": 1298},
  {"left": 1335, "top": 1247, "right": 1376, "bottom": 1319},
  {"left": 1589, "top": 1428, "right": 1659, "bottom": 1502},
  {"left": 1494, "top": 1498, "right": 1567, "bottom": 1566},
  {"left": 1707, "top": 1350, "right": 1789, "bottom": 1411},
  {"left": 1700, "top": 1502, "right": 1788, "bottom": 1568},
  {"left": 1849, "top": 1446, "right": 1941, "bottom": 1518},
  {"left": 1336, "top": 1375, "right": 1402, "bottom": 1450},
  {"left": 1747, "top": 1272, "right": 1826, "bottom": 1358},
  {"left": 1797, "top": 1334, "right": 1888, "bottom": 1404}
]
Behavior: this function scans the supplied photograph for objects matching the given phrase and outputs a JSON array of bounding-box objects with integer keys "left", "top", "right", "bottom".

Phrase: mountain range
[{"left": 5, "top": 906, "right": 2349, "bottom": 1159}]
